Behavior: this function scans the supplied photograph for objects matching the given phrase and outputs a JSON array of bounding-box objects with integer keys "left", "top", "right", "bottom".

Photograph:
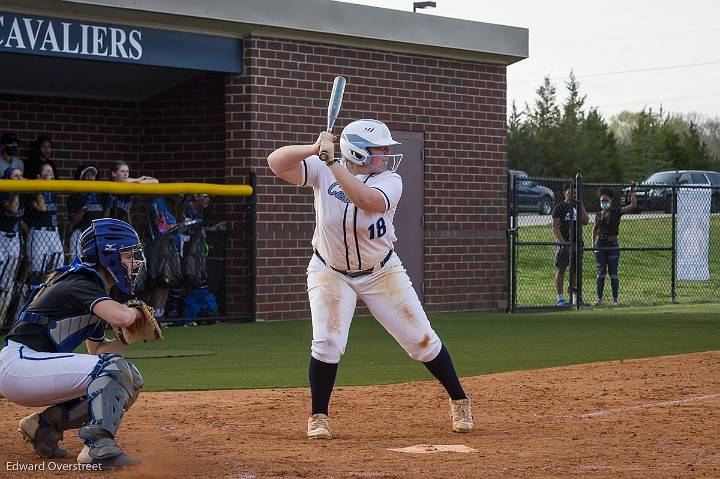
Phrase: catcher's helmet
[
  {"left": 339, "top": 119, "right": 403, "bottom": 172},
  {"left": 79, "top": 218, "right": 144, "bottom": 294}
]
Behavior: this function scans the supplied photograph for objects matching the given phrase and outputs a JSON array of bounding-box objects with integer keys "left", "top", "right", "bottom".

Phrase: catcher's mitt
[{"left": 114, "top": 300, "right": 164, "bottom": 345}]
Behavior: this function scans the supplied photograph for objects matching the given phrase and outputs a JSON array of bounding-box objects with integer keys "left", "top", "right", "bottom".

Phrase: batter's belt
[{"left": 314, "top": 249, "right": 394, "bottom": 278}]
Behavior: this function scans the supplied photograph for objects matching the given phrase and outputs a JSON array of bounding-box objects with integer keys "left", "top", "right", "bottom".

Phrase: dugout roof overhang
[{"left": 1, "top": 0, "right": 528, "bottom": 101}]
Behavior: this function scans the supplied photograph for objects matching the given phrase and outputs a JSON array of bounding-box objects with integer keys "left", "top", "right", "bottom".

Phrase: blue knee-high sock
[
  {"left": 423, "top": 345, "right": 467, "bottom": 401},
  {"left": 597, "top": 276, "right": 606, "bottom": 300},
  {"left": 309, "top": 356, "right": 338, "bottom": 415}
]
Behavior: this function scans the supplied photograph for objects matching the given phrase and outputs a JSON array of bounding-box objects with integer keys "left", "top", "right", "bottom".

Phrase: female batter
[
  {"left": 0, "top": 218, "right": 145, "bottom": 468},
  {"left": 267, "top": 119, "right": 473, "bottom": 439}
]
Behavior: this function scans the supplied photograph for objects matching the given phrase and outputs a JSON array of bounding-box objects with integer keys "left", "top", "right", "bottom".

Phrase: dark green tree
[
  {"left": 580, "top": 109, "right": 622, "bottom": 181},
  {"left": 507, "top": 101, "right": 537, "bottom": 173},
  {"left": 680, "top": 121, "right": 712, "bottom": 170},
  {"left": 526, "top": 76, "right": 561, "bottom": 176},
  {"left": 625, "top": 108, "right": 671, "bottom": 180}
]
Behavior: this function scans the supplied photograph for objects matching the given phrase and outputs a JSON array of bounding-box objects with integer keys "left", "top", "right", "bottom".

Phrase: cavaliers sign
[{"left": 0, "top": 12, "right": 243, "bottom": 73}]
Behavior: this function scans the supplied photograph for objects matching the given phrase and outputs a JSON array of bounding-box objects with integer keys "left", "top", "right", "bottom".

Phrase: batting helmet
[
  {"left": 79, "top": 218, "right": 144, "bottom": 294},
  {"left": 339, "top": 119, "right": 403, "bottom": 172}
]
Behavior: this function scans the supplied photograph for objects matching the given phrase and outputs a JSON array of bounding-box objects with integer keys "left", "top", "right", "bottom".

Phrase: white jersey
[{"left": 301, "top": 155, "right": 402, "bottom": 272}]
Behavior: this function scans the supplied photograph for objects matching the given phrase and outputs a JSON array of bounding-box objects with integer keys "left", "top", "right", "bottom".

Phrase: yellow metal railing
[{"left": 0, "top": 180, "right": 253, "bottom": 196}]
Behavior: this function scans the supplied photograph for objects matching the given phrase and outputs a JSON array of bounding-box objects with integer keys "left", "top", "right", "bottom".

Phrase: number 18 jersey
[{"left": 301, "top": 155, "right": 403, "bottom": 272}]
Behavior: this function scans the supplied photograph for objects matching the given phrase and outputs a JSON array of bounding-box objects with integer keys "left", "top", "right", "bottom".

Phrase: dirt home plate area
[{"left": 1, "top": 352, "right": 719, "bottom": 479}]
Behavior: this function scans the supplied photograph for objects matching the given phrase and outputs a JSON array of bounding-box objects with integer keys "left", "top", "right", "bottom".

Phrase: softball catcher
[
  {"left": 0, "top": 218, "right": 162, "bottom": 468},
  {"left": 267, "top": 119, "right": 473, "bottom": 439}
]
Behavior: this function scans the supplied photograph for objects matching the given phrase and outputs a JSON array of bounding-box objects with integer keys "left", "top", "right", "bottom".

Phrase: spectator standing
[
  {"left": 25, "top": 136, "right": 58, "bottom": 182},
  {"left": 551, "top": 183, "right": 589, "bottom": 305},
  {"left": 104, "top": 161, "right": 158, "bottom": 224},
  {"left": 67, "top": 165, "right": 103, "bottom": 259},
  {"left": 592, "top": 186, "right": 637, "bottom": 305},
  {"left": 25, "top": 162, "right": 64, "bottom": 283},
  {"left": 0, "top": 132, "right": 24, "bottom": 175}
]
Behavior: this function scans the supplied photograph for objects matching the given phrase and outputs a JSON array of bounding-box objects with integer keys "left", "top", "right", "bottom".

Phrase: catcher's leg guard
[
  {"left": 77, "top": 354, "right": 142, "bottom": 463},
  {"left": 19, "top": 397, "right": 91, "bottom": 459}
]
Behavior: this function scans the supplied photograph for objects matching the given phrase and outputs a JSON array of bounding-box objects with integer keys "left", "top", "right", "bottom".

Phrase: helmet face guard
[
  {"left": 339, "top": 120, "right": 402, "bottom": 172},
  {"left": 79, "top": 218, "right": 144, "bottom": 295}
]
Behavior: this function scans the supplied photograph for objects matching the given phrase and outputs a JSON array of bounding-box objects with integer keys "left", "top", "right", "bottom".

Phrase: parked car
[
  {"left": 509, "top": 169, "right": 555, "bottom": 215},
  {"left": 621, "top": 170, "right": 720, "bottom": 213}
]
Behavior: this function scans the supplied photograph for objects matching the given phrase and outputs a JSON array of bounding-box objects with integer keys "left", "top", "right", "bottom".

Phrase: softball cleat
[
  {"left": 18, "top": 411, "right": 68, "bottom": 459},
  {"left": 307, "top": 413, "right": 332, "bottom": 439},
  {"left": 449, "top": 398, "right": 473, "bottom": 433}
]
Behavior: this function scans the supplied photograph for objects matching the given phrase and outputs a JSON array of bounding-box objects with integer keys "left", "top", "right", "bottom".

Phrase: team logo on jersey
[{"left": 328, "top": 182, "right": 350, "bottom": 204}]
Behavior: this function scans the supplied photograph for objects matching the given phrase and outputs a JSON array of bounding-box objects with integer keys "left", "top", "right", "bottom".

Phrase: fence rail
[{"left": 0, "top": 176, "right": 256, "bottom": 331}]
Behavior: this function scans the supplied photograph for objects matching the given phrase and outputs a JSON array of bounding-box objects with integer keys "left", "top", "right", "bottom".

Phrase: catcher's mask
[{"left": 79, "top": 218, "right": 145, "bottom": 295}]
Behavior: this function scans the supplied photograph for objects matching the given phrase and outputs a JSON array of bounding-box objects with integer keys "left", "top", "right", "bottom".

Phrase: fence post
[
  {"left": 575, "top": 173, "right": 584, "bottom": 309},
  {"left": 511, "top": 174, "right": 519, "bottom": 312},
  {"left": 671, "top": 183, "right": 677, "bottom": 304},
  {"left": 249, "top": 171, "right": 257, "bottom": 321},
  {"left": 506, "top": 171, "right": 512, "bottom": 313}
]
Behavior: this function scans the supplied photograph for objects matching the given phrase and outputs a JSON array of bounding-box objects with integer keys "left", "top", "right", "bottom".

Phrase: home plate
[{"left": 387, "top": 444, "right": 477, "bottom": 454}]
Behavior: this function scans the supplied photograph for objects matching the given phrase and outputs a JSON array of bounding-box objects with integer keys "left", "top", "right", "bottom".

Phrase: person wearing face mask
[
  {"left": 0, "top": 132, "right": 24, "bottom": 175},
  {"left": 592, "top": 186, "right": 636, "bottom": 305}
]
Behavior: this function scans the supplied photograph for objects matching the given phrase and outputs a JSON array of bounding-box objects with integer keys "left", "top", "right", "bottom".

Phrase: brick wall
[
  {"left": 0, "top": 94, "right": 138, "bottom": 180},
  {"left": 227, "top": 36, "right": 508, "bottom": 320},
  {"left": 139, "top": 72, "right": 226, "bottom": 183},
  {"left": 0, "top": 75, "right": 254, "bottom": 318}
]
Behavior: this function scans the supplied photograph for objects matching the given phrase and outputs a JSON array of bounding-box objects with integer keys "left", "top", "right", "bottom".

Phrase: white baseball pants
[
  {"left": 0, "top": 340, "right": 99, "bottom": 407},
  {"left": 307, "top": 253, "right": 442, "bottom": 364}
]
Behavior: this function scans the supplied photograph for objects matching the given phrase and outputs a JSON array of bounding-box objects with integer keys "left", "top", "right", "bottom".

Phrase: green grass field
[
  {"left": 515, "top": 215, "right": 720, "bottom": 307},
  {"left": 28, "top": 305, "right": 712, "bottom": 391}
]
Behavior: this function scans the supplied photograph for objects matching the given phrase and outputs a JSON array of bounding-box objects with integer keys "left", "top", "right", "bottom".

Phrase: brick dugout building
[{"left": 0, "top": 0, "right": 527, "bottom": 320}]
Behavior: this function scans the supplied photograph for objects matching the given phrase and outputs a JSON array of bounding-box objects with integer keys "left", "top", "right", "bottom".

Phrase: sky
[{"left": 334, "top": 0, "right": 720, "bottom": 121}]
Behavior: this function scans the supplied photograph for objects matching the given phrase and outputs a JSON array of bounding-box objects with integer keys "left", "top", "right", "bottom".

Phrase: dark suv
[
  {"left": 509, "top": 169, "right": 555, "bottom": 215},
  {"left": 621, "top": 170, "right": 720, "bottom": 213}
]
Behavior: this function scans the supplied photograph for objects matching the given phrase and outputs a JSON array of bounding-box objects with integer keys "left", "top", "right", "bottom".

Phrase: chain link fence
[
  {"left": 508, "top": 173, "right": 720, "bottom": 311},
  {"left": 0, "top": 181, "right": 255, "bottom": 331}
]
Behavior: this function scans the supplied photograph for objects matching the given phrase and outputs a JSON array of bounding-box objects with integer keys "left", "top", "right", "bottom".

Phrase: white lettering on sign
[
  {"left": 109, "top": 27, "right": 127, "bottom": 58},
  {"left": 61, "top": 22, "right": 79, "bottom": 53},
  {"left": 91, "top": 25, "right": 108, "bottom": 56},
  {"left": 40, "top": 22, "right": 60, "bottom": 52},
  {"left": 7, "top": 17, "right": 25, "bottom": 49},
  {"left": 128, "top": 29, "right": 142, "bottom": 59},
  {"left": 23, "top": 18, "right": 43, "bottom": 49},
  {"left": 0, "top": 13, "right": 143, "bottom": 60}
]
